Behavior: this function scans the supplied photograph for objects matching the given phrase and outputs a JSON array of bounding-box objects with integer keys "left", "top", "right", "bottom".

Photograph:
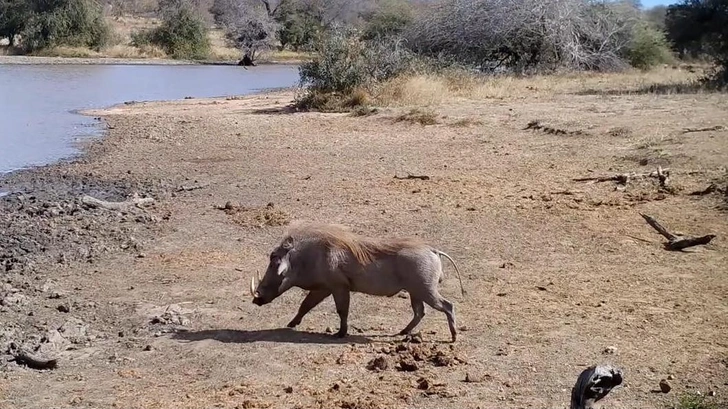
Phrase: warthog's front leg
[
  {"left": 331, "top": 289, "right": 351, "bottom": 338},
  {"left": 287, "top": 290, "right": 331, "bottom": 328}
]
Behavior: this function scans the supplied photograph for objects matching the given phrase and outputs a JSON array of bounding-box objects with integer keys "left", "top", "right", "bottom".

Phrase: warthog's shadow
[{"left": 171, "top": 327, "right": 371, "bottom": 345}]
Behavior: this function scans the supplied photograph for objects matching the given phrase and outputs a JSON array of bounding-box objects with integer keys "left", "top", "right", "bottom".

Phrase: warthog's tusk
[
  {"left": 257, "top": 271, "right": 261, "bottom": 281},
  {"left": 250, "top": 277, "right": 256, "bottom": 297}
]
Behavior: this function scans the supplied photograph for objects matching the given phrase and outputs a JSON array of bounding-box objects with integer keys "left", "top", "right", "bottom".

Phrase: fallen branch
[
  {"left": 640, "top": 213, "right": 716, "bottom": 251},
  {"left": 570, "top": 365, "right": 623, "bottom": 409},
  {"left": 12, "top": 350, "right": 58, "bottom": 370},
  {"left": 574, "top": 168, "right": 670, "bottom": 185},
  {"left": 81, "top": 194, "right": 155, "bottom": 211},
  {"left": 682, "top": 125, "right": 725, "bottom": 134},
  {"left": 689, "top": 184, "right": 718, "bottom": 196},
  {"left": 176, "top": 183, "right": 209, "bottom": 192},
  {"left": 394, "top": 173, "right": 430, "bottom": 181}
]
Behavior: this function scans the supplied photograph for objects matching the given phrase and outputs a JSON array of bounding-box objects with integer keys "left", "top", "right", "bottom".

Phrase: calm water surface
[{"left": 0, "top": 64, "right": 299, "bottom": 174}]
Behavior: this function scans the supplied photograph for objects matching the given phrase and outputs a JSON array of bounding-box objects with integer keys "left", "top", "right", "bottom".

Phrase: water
[{"left": 0, "top": 64, "right": 300, "bottom": 174}]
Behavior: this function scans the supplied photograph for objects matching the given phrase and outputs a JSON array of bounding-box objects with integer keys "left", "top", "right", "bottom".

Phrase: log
[
  {"left": 574, "top": 168, "right": 670, "bottom": 185},
  {"left": 689, "top": 184, "right": 718, "bottom": 196},
  {"left": 682, "top": 125, "right": 725, "bottom": 134},
  {"left": 80, "top": 194, "right": 154, "bottom": 211},
  {"left": 570, "top": 365, "right": 623, "bottom": 409},
  {"left": 640, "top": 213, "right": 716, "bottom": 251},
  {"left": 394, "top": 173, "right": 430, "bottom": 181},
  {"left": 13, "top": 350, "right": 58, "bottom": 370}
]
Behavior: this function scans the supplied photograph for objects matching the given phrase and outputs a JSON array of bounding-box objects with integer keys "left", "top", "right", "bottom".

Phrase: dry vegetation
[{"left": 1, "top": 67, "right": 727, "bottom": 409}]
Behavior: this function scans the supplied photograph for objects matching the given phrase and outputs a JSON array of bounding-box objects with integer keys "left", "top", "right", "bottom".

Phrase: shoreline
[{"left": 0, "top": 54, "right": 305, "bottom": 66}]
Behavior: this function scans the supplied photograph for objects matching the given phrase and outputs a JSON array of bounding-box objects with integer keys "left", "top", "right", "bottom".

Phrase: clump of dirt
[
  {"left": 217, "top": 201, "right": 290, "bottom": 227},
  {"left": 373, "top": 338, "right": 467, "bottom": 372}
]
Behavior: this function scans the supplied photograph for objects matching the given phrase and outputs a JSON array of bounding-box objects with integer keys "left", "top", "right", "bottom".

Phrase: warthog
[{"left": 250, "top": 222, "right": 465, "bottom": 342}]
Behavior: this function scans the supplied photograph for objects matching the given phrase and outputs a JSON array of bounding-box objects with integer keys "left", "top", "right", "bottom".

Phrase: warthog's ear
[{"left": 277, "top": 253, "right": 290, "bottom": 276}]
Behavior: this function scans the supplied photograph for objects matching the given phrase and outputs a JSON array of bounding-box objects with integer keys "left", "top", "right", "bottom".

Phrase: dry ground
[{"left": 1, "top": 67, "right": 727, "bottom": 409}]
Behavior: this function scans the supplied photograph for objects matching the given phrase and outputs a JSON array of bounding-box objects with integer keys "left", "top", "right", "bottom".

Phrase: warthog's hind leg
[
  {"left": 287, "top": 290, "right": 331, "bottom": 328},
  {"left": 424, "top": 294, "right": 457, "bottom": 342},
  {"left": 398, "top": 297, "right": 425, "bottom": 335}
]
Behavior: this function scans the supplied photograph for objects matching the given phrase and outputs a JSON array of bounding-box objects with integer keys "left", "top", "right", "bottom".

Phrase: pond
[{"left": 0, "top": 63, "right": 300, "bottom": 174}]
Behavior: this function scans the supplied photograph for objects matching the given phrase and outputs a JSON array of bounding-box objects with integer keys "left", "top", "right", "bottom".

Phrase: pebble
[
  {"left": 659, "top": 379, "right": 672, "bottom": 393},
  {"left": 603, "top": 346, "right": 617, "bottom": 355},
  {"left": 57, "top": 304, "right": 70, "bottom": 313}
]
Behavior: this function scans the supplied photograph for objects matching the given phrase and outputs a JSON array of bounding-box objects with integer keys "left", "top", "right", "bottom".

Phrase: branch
[
  {"left": 12, "top": 350, "right": 58, "bottom": 370},
  {"left": 394, "top": 173, "right": 431, "bottom": 181},
  {"left": 682, "top": 125, "right": 726, "bottom": 134},
  {"left": 570, "top": 365, "right": 623, "bottom": 409},
  {"left": 80, "top": 194, "right": 155, "bottom": 211},
  {"left": 640, "top": 213, "right": 716, "bottom": 251}
]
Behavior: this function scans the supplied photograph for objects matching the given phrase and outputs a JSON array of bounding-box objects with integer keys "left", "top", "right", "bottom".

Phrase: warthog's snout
[{"left": 250, "top": 272, "right": 274, "bottom": 306}]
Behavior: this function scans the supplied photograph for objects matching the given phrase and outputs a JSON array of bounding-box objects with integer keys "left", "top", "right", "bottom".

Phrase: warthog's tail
[{"left": 433, "top": 250, "right": 466, "bottom": 296}]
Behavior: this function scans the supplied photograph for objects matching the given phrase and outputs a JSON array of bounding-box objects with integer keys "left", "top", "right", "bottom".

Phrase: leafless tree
[
  {"left": 403, "top": 0, "right": 640, "bottom": 73},
  {"left": 210, "top": 0, "right": 280, "bottom": 61}
]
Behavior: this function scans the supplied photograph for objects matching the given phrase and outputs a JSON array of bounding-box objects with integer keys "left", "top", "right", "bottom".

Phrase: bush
[
  {"left": 132, "top": 4, "right": 210, "bottom": 60},
  {"left": 626, "top": 22, "right": 674, "bottom": 69},
  {"left": 298, "top": 26, "right": 419, "bottom": 96},
  {"left": 403, "top": 0, "right": 642, "bottom": 73},
  {"left": 360, "top": 0, "right": 413, "bottom": 41},
  {"left": 19, "top": 0, "right": 111, "bottom": 53}
]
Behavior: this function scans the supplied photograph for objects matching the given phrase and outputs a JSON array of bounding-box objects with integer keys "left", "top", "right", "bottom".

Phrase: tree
[
  {"left": 360, "top": 0, "right": 413, "bottom": 40},
  {"left": 644, "top": 5, "right": 667, "bottom": 31},
  {"left": 132, "top": 0, "right": 211, "bottom": 59},
  {"left": 210, "top": 0, "right": 280, "bottom": 62},
  {"left": 666, "top": 0, "right": 728, "bottom": 69},
  {"left": 0, "top": 0, "right": 28, "bottom": 47},
  {"left": 404, "top": 0, "right": 642, "bottom": 73},
  {"left": 18, "top": 0, "right": 111, "bottom": 52}
]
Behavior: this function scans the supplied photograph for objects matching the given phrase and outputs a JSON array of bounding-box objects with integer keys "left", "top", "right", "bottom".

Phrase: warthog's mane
[{"left": 283, "top": 222, "right": 427, "bottom": 265}]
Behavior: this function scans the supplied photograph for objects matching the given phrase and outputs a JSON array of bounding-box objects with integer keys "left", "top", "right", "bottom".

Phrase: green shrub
[
  {"left": 360, "top": 0, "right": 413, "bottom": 41},
  {"left": 19, "top": 0, "right": 111, "bottom": 53},
  {"left": 133, "top": 4, "right": 210, "bottom": 60},
  {"left": 626, "top": 22, "right": 674, "bottom": 69},
  {"left": 298, "top": 26, "right": 419, "bottom": 95}
]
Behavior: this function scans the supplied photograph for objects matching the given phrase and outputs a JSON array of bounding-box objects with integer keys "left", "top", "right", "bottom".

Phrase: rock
[
  {"left": 57, "top": 304, "right": 70, "bottom": 313},
  {"left": 284, "top": 386, "right": 293, "bottom": 394},
  {"left": 667, "top": 374, "right": 675, "bottom": 380},
  {"left": 603, "top": 346, "right": 618, "bottom": 355},
  {"left": 366, "top": 356, "right": 389, "bottom": 371},
  {"left": 659, "top": 379, "right": 672, "bottom": 393},
  {"left": 402, "top": 333, "right": 423, "bottom": 344},
  {"left": 143, "top": 345, "right": 153, "bottom": 351},
  {"left": 465, "top": 372, "right": 485, "bottom": 383},
  {"left": 1, "top": 293, "right": 29, "bottom": 307},
  {"left": 708, "top": 391, "right": 716, "bottom": 397},
  {"left": 398, "top": 357, "right": 419, "bottom": 372},
  {"left": 416, "top": 377, "right": 430, "bottom": 390}
]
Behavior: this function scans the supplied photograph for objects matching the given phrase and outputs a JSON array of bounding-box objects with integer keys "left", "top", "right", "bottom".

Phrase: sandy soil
[{"left": 1, "top": 74, "right": 727, "bottom": 409}]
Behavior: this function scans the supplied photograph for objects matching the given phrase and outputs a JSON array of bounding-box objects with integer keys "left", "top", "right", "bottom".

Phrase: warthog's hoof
[
  {"left": 335, "top": 330, "right": 347, "bottom": 338},
  {"left": 286, "top": 320, "right": 300, "bottom": 328}
]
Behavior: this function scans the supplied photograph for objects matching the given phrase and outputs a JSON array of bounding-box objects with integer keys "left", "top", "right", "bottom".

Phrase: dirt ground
[{"left": 1, "top": 68, "right": 727, "bottom": 409}]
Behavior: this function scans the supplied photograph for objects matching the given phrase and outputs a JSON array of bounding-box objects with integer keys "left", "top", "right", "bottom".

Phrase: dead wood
[
  {"left": 574, "top": 168, "right": 670, "bottom": 186},
  {"left": 524, "top": 121, "right": 587, "bottom": 136},
  {"left": 681, "top": 125, "right": 726, "bottom": 134},
  {"left": 12, "top": 350, "right": 58, "bottom": 370},
  {"left": 394, "top": 173, "right": 431, "bottom": 181},
  {"left": 689, "top": 184, "right": 718, "bottom": 196},
  {"left": 570, "top": 365, "right": 623, "bottom": 409},
  {"left": 176, "top": 184, "right": 209, "bottom": 192},
  {"left": 80, "top": 194, "right": 154, "bottom": 211},
  {"left": 640, "top": 213, "right": 716, "bottom": 251}
]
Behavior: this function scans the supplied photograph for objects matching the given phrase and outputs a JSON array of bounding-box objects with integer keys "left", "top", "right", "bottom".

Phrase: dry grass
[
  {"left": 103, "top": 44, "right": 167, "bottom": 58},
  {"left": 374, "top": 65, "right": 712, "bottom": 107},
  {"left": 33, "top": 46, "right": 104, "bottom": 58},
  {"left": 394, "top": 108, "right": 439, "bottom": 125}
]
